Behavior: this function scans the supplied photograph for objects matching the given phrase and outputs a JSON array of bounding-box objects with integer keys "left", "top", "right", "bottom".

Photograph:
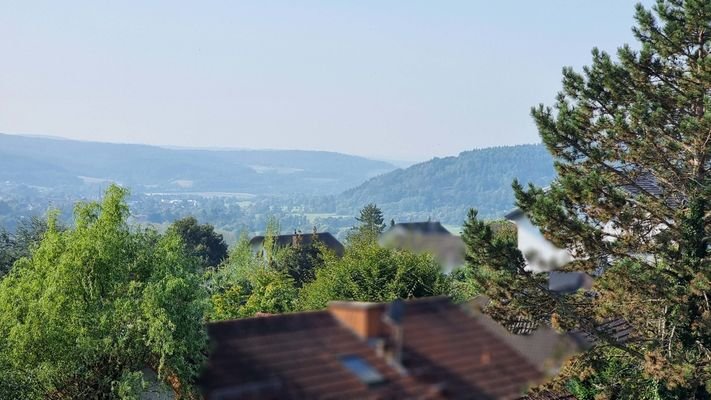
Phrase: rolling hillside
[
  {"left": 333, "top": 144, "right": 556, "bottom": 223},
  {"left": 0, "top": 133, "right": 395, "bottom": 196}
]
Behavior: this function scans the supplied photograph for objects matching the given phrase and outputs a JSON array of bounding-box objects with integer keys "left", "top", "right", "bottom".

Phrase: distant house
[
  {"left": 381, "top": 221, "right": 465, "bottom": 273},
  {"left": 387, "top": 220, "right": 452, "bottom": 235},
  {"left": 249, "top": 231, "right": 345, "bottom": 257},
  {"left": 200, "top": 297, "right": 575, "bottom": 399}
]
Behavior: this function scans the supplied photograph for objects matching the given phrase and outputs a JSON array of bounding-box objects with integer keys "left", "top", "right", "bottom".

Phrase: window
[{"left": 339, "top": 355, "right": 385, "bottom": 385}]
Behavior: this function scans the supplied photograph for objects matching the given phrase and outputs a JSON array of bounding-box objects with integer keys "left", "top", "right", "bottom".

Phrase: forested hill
[
  {"left": 0, "top": 133, "right": 395, "bottom": 196},
  {"left": 334, "top": 144, "right": 556, "bottom": 223}
]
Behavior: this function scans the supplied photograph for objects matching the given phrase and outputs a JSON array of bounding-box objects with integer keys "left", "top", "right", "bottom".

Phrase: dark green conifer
[
  {"left": 464, "top": 1, "right": 710, "bottom": 397},
  {"left": 354, "top": 203, "right": 386, "bottom": 238}
]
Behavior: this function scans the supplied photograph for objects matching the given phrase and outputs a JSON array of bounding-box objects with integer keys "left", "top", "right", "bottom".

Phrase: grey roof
[
  {"left": 548, "top": 271, "right": 589, "bottom": 293},
  {"left": 504, "top": 208, "right": 524, "bottom": 220},
  {"left": 388, "top": 221, "right": 451, "bottom": 235},
  {"left": 571, "top": 318, "right": 633, "bottom": 347},
  {"left": 621, "top": 172, "right": 663, "bottom": 197},
  {"left": 249, "top": 232, "right": 345, "bottom": 256}
]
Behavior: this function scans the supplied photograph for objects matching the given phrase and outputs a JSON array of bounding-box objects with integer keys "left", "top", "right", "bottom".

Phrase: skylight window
[{"left": 340, "top": 355, "right": 385, "bottom": 385}]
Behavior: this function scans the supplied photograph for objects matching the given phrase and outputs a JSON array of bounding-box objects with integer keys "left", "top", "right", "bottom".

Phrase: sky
[{"left": 0, "top": 1, "right": 651, "bottom": 161}]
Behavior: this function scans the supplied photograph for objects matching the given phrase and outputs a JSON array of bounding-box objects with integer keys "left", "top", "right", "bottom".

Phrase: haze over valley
[{"left": 0, "top": 132, "right": 554, "bottom": 239}]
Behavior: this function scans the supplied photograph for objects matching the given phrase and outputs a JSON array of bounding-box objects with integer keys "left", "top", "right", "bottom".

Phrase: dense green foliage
[
  {"left": 207, "top": 221, "right": 452, "bottom": 320},
  {"left": 168, "top": 216, "right": 228, "bottom": 269},
  {"left": 0, "top": 186, "right": 208, "bottom": 399},
  {"left": 273, "top": 233, "right": 329, "bottom": 288},
  {"left": 464, "top": 1, "right": 711, "bottom": 398},
  {"left": 299, "top": 238, "right": 449, "bottom": 310},
  {"left": 206, "top": 230, "right": 327, "bottom": 320},
  {"left": 460, "top": 210, "right": 549, "bottom": 326},
  {"left": 449, "top": 215, "right": 518, "bottom": 305},
  {"left": 563, "top": 347, "right": 665, "bottom": 400},
  {"left": 0, "top": 216, "right": 54, "bottom": 278},
  {"left": 209, "top": 266, "right": 299, "bottom": 321}
]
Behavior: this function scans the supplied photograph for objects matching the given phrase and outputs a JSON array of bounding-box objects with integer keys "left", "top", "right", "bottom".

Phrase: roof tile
[{"left": 201, "top": 297, "right": 547, "bottom": 399}]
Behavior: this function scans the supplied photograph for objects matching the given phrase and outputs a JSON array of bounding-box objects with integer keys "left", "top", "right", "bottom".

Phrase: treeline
[
  {"left": 0, "top": 184, "right": 315, "bottom": 236},
  {"left": 0, "top": 187, "right": 476, "bottom": 399}
]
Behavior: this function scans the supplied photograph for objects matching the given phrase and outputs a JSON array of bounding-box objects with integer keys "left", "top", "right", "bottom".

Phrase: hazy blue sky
[{"left": 1, "top": 1, "right": 650, "bottom": 161}]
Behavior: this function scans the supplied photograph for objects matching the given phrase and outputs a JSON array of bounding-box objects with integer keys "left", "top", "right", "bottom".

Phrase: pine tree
[
  {"left": 354, "top": 203, "right": 386, "bottom": 238},
  {"left": 465, "top": 1, "right": 710, "bottom": 397}
]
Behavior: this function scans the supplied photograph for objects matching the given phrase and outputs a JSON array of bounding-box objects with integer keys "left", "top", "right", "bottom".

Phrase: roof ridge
[{"left": 208, "top": 309, "right": 331, "bottom": 327}]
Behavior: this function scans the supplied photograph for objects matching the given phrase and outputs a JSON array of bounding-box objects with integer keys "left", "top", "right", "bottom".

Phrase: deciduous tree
[
  {"left": 168, "top": 216, "right": 228, "bottom": 269},
  {"left": 0, "top": 185, "right": 208, "bottom": 399},
  {"left": 0, "top": 216, "right": 56, "bottom": 278},
  {"left": 207, "top": 232, "right": 298, "bottom": 320},
  {"left": 299, "top": 239, "right": 448, "bottom": 310}
]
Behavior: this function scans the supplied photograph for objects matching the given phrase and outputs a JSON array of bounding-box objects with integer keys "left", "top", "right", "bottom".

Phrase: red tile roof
[{"left": 201, "top": 297, "right": 546, "bottom": 399}]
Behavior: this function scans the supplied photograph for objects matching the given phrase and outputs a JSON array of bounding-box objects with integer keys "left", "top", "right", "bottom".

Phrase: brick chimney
[{"left": 328, "top": 301, "right": 387, "bottom": 338}]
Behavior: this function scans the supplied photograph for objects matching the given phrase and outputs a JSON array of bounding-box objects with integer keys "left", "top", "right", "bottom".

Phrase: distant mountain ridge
[
  {"left": 0, "top": 133, "right": 557, "bottom": 229},
  {"left": 0, "top": 133, "right": 396, "bottom": 196},
  {"left": 333, "top": 144, "right": 556, "bottom": 223}
]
